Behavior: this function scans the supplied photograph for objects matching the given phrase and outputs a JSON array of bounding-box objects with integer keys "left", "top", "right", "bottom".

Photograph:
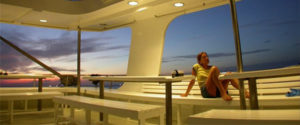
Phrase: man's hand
[{"left": 180, "top": 93, "right": 188, "bottom": 97}]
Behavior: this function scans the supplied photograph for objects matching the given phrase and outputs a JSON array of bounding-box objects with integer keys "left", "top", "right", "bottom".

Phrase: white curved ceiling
[
  {"left": 0, "top": 0, "right": 232, "bottom": 31},
  {"left": 0, "top": 0, "right": 123, "bottom": 14}
]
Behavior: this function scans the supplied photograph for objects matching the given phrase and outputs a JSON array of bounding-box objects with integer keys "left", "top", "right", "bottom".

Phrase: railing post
[
  {"left": 77, "top": 27, "right": 81, "bottom": 95},
  {"left": 228, "top": 0, "right": 244, "bottom": 72},
  {"left": 166, "top": 82, "right": 172, "bottom": 125},
  {"left": 99, "top": 81, "right": 104, "bottom": 121},
  {"left": 249, "top": 78, "right": 259, "bottom": 109},
  {"left": 38, "top": 78, "right": 43, "bottom": 111},
  {"left": 238, "top": 79, "right": 246, "bottom": 109}
]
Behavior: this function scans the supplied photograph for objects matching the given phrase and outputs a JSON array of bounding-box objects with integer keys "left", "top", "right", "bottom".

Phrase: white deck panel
[{"left": 188, "top": 109, "right": 300, "bottom": 125}]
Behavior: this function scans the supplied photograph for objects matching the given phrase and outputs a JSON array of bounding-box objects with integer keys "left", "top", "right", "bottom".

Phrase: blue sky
[
  {"left": 161, "top": 0, "right": 300, "bottom": 74},
  {"left": 0, "top": 0, "right": 299, "bottom": 77}
]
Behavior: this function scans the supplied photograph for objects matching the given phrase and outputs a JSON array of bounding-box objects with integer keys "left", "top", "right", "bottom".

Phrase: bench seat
[
  {"left": 187, "top": 109, "right": 300, "bottom": 125},
  {"left": 53, "top": 95, "right": 165, "bottom": 125},
  {"left": 82, "top": 88, "right": 300, "bottom": 125}
]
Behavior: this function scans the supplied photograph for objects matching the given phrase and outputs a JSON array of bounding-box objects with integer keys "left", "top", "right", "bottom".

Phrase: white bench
[
  {"left": 141, "top": 72, "right": 300, "bottom": 124},
  {"left": 53, "top": 95, "right": 165, "bottom": 125},
  {"left": 187, "top": 109, "right": 300, "bottom": 125},
  {"left": 141, "top": 75, "right": 300, "bottom": 106},
  {"left": 0, "top": 91, "right": 63, "bottom": 123},
  {"left": 220, "top": 66, "right": 300, "bottom": 109},
  {"left": 1, "top": 73, "right": 298, "bottom": 124},
  {"left": 82, "top": 75, "right": 194, "bottom": 125}
]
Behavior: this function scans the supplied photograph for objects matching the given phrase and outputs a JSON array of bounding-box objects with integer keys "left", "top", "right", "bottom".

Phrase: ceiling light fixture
[
  {"left": 40, "top": 19, "right": 47, "bottom": 23},
  {"left": 128, "top": 1, "right": 138, "bottom": 6},
  {"left": 174, "top": 2, "right": 184, "bottom": 7},
  {"left": 137, "top": 7, "right": 147, "bottom": 12},
  {"left": 66, "top": 0, "right": 81, "bottom": 1}
]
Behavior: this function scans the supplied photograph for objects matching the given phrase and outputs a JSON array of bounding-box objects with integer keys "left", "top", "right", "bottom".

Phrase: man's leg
[
  {"left": 206, "top": 66, "right": 232, "bottom": 101},
  {"left": 230, "top": 79, "right": 250, "bottom": 98},
  {"left": 221, "top": 80, "right": 229, "bottom": 90}
]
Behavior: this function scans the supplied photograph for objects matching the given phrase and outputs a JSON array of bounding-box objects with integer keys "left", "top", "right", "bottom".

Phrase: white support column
[
  {"left": 86, "top": 110, "right": 91, "bottom": 125},
  {"left": 160, "top": 113, "right": 165, "bottom": 125},
  {"left": 54, "top": 103, "right": 59, "bottom": 123},
  {"left": 8, "top": 100, "right": 14, "bottom": 123},
  {"left": 127, "top": 18, "right": 173, "bottom": 76},
  {"left": 103, "top": 113, "right": 109, "bottom": 124},
  {"left": 138, "top": 119, "right": 145, "bottom": 125},
  {"left": 70, "top": 107, "right": 75, "bottom": 119},
  {"left": 127, "top": 99, "right": 132, "bottom": 121},
  {"left": 120, "top": 16, "right": 177, "bottom": 92},
  {"left": 176, "top": 104, "right": 182, "bottom": 125},
  {"left": 24, "top": 100, "right": 28, "bottom": 111}
]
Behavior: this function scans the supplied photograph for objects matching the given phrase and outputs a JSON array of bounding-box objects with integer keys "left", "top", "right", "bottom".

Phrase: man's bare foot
[
  {"left": 180, "top": 93, "right": 188, "bottom": 97},
  {"left": 222, "top": 94, "right": 232, "bottom": 101},
  {"left": 225, "top": 72, "right": 232, "bottom": 76}
]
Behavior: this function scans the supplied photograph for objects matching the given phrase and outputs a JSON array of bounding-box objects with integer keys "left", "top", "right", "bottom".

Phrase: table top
[
  {"left": 83, "top": 75, "right": 195, "bottom": 82},
  {"left": 0, "top": 74, "right": 53, "bottom": 79},
  {"left": 220, "top": 66, "right": 300, "bottom": 80},
  {"left": 0, "top": 91, "right": 63, "bottom": 100}
]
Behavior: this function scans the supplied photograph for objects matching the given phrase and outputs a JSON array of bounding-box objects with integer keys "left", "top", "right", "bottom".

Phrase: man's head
[{"left": 197, "top": 52, "right": 209, "bottom": 66}]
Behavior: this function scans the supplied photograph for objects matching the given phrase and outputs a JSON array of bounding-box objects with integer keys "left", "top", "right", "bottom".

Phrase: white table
[
  {"left": 220, "top": 66, "right": 300, "bottom": 109},
  {"left": 0, "top": 92, "right": 63, "bottom": 123},
  {"left": 0, "top": 74, "right": 52, "bottom": 110},
  {"left": 83, "top": 75, "right": 194, "bottom": 125}
]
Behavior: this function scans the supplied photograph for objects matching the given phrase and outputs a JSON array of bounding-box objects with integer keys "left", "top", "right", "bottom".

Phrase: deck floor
[{"left": 0, "top": 108, "right": 164, "bottom": 125}]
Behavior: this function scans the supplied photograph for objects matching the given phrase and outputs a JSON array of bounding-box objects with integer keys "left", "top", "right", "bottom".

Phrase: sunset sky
[{"left": 1, "top": 0, "right": 299, "bottom": 86}]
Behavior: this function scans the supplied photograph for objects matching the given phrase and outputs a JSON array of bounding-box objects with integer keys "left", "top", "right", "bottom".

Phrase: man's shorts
[{"left": 200, "top": 84, "right": 223, "bottom": 98}]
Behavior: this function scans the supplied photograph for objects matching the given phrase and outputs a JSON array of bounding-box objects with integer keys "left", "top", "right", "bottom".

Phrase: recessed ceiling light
[
  {"left": 66, "top": 0, "right": 81, "bottom": 1},
  {"left": 137, "top": 7, "right": 147, "bottom": 12},
  {"left": 40, "top": 19, "right": 47, "bottom": 23},
  {"left": 128, "top": 1, "right": 138, "bottom": 6},
  {"left": 174, "top": 2, "right": 184, "bottom": 7}
]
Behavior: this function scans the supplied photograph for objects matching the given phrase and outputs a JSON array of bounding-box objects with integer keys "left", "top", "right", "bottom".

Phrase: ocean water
[{"left": 0, "top": 79, "right": 123, "bottom": 89}]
